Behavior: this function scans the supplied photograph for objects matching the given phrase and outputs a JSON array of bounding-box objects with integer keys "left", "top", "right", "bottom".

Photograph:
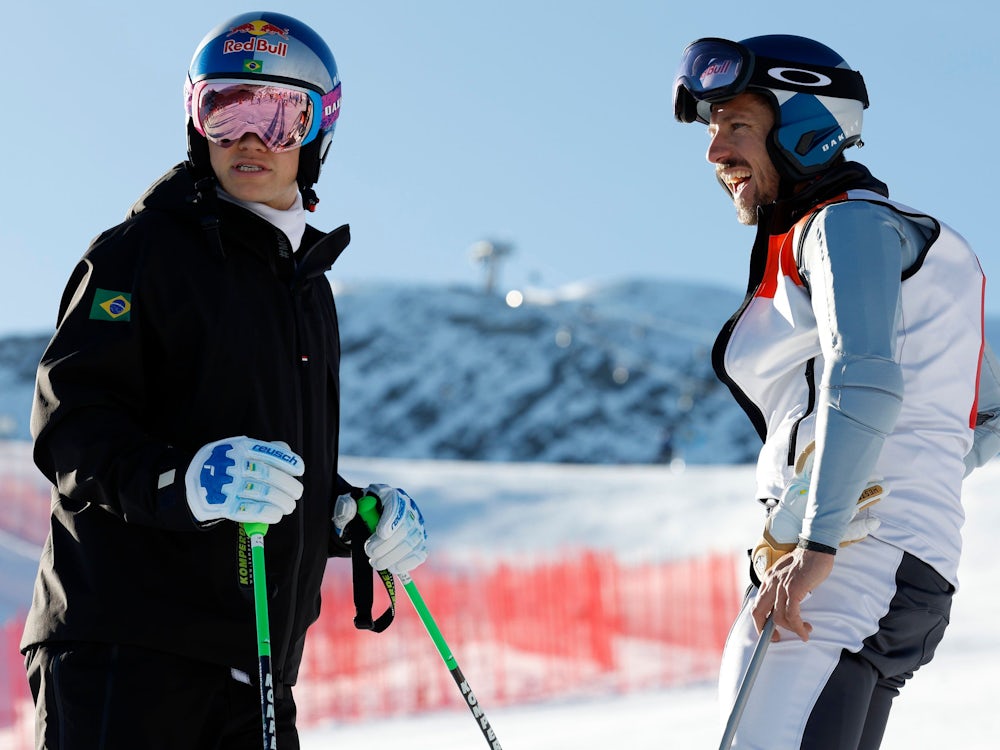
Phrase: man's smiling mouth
[{"left": 721, "top": 168, "right": 751, "bottom": 196}]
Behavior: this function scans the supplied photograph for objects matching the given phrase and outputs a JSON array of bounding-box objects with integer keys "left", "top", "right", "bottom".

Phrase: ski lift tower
[{"left": 469, "top": 239, "right": 514, "bottom": 295}]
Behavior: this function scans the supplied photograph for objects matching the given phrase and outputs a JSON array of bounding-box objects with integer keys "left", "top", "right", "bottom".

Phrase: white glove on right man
[
  {"left": 184, "top": 436, "right": 304, "bottom": 525},
  {"left": 752, "top": 442, "right": 887, "bottom": 580},
  {"left": 333, "top": 484, "right": 428, "bottom": 574}
]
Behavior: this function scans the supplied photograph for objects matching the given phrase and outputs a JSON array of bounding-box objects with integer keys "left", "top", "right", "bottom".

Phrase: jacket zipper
[
  {"left": 276, "top": 229, "right": 307, "bottom": 682},
  {"left": 786, "top": 358, "right": 817, "bottom": 466}
]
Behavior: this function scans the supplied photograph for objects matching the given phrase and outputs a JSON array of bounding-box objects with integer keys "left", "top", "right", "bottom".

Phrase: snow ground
[
  {"left": 2, "top": 455, "right": 997, "bottom": 749},
  {"left": 293, "top": 458, "right": 1000, "bottom": 749}
]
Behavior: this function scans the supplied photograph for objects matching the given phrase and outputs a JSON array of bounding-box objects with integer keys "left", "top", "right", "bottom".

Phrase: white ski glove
[
  {"left": 184, "top": 436, "right": 304, "bottom": 525},
  {"left": 334, "top": 484, "right": 428, "bottom": 574},
  {"left": 752, "top": 442, "right": 886, "bottom": 580}
]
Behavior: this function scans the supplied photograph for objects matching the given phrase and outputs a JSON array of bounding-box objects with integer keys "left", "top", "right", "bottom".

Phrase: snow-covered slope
[
  {"left": 296, "top": 459, "right": 1000, "bottom": 749},
  {"left": 0, "top": 279, "right": 758, "bottom": 464},
  {"left": 6, "top": 451, "right": 996, "bottom": 748},
  {"left": 335, "top": 279, "right": 755, "bottom": 463},
  {"left": 4, "top": 279, "right": 998, "bottom": 466}
]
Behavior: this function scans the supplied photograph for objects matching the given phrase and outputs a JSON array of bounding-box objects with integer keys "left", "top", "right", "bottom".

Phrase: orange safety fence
[{"left": 294, "top": 549, "right": 742, "bottom": 726}]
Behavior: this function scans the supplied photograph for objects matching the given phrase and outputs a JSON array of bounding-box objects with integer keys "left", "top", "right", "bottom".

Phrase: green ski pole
[
  {"left": 357, "top": 495, "right": 502, "bottom": 750},
  {"left": 244, "top": 522, "right": 278, "bottom": 750}
]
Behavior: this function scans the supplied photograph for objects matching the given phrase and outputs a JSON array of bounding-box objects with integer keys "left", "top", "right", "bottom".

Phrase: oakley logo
[
  {"left": 767, "top": 67, "right": 833, "bottom": 87},
  {"left": 821, "top": 132, "right": 848, "bottom": 152}
]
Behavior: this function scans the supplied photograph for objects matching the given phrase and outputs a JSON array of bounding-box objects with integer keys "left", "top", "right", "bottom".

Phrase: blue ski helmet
[
  {"left": 674, "top": 35, "right": 868, "bottom": 181},
  {"left": 184, "top": 12, "right": 342, "bottom": 208}
]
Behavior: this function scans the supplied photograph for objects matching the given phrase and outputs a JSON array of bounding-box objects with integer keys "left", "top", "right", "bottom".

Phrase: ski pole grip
[
  {"left": 243, "top": 522, "right": 269, "bottom": 537},
  {"left": 357, "top": 493, "right": 381, "bottom": 534}
]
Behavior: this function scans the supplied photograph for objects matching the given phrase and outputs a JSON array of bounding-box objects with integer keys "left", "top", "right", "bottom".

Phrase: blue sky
[{"left": 2, "top": 1, "right": 996, "bottom": 336}]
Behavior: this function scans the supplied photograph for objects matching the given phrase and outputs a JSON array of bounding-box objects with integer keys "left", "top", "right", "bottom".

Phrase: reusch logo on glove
[{"left": 251, "top": 443, "right": 299, "bottom": 466}]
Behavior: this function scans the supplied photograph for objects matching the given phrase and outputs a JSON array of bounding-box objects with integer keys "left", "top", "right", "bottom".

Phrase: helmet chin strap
[
  {"left": 186, "top": 121, "right": 213, "bottom": 179},
  {"left": 300, "top": 186, "right": 320, "bottom": 212},
  {"left": 295, "top": 134, "right": 332, "bottom": 212}
]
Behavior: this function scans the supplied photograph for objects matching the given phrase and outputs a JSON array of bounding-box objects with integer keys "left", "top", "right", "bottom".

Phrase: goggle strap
[
  {"left": 320, "top": 85, "right": 342, "bottom": 131},
  {"left": 749, "top": 55, "right": 869, "bottom": 108}
]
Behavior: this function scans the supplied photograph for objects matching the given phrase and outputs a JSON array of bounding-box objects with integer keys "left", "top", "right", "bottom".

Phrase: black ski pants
[
  {"left": 801, "top": 552, "right": 953, "bottom": 749},
  {"left": 24, "top": 641, "right": 299, "bottom": 749}
]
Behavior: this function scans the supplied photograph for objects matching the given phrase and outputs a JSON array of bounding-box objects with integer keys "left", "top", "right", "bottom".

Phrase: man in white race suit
[{"left": 673, "top": 34, "right": 1000, "bottom": 749}]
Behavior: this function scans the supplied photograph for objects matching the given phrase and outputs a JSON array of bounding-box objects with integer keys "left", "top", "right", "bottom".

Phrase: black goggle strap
[
  {"left": 347, "top": 505, "right": 396, "bottom": 633},
  {"left": 748, "top": 55, "right": 868, "bottom": 107}
]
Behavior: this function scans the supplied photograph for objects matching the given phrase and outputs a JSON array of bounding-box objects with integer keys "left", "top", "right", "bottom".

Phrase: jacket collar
[
  {"left": 763, "top": 161, "right": 889, "bottom": 234},
  {"left": 127, "top": 163, "right": 350, "bottom": 279},
  {"left": 296, "top": 224, "right": 351, "bottom": 282}
]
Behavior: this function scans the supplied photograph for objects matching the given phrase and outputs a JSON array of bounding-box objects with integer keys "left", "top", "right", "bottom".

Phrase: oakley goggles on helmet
[
  {"left": 673, "top": 37, "right": 868, "bottom": 124},
  {"left": 187, "top": 78, "right": 341, "bottom": 153}
]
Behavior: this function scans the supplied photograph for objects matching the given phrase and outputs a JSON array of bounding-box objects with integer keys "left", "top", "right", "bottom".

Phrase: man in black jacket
[{"left": 21, "top": 12, "right": 428, "bottom": 749}]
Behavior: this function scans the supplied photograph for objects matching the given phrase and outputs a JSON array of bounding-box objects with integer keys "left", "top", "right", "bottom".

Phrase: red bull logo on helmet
[
  {"left": 223, "top": 20, "right": 289, "bottom": 57},
  {"left": 227, "top": 20, "right": 289, "bottom": 38}
]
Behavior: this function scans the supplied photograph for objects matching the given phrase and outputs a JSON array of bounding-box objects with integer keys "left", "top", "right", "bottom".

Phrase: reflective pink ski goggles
[{"left": 188, "top": 79, "right": 330, "bottom": 152}]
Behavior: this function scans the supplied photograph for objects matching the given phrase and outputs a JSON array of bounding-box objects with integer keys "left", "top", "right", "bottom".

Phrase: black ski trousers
[
  {"left": 801, "top": 552, "right": 953, "bottom": 749},
  {"left": 24, "top": 641, "right": 299, "bottom": 750}
]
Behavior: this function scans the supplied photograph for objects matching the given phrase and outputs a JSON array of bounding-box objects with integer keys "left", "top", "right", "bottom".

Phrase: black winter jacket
[{"left": 22, "top": 163, "right": 353, "bottom": 687}]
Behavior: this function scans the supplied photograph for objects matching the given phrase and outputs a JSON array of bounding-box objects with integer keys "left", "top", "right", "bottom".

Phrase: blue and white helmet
[
  {"left": 184, "top": 11, "right": 342, "bottom": 207},
  {"left": 674, "top": 35, "right": 869, "bottom": 181}
]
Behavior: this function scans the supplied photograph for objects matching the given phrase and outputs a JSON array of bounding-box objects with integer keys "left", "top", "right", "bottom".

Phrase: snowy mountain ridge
[
  {"left": 0, "top": 278, "right": 758, "bottom": 464},
  {"left": 3, "top": 278, "right": 997, "bottom": 465}
]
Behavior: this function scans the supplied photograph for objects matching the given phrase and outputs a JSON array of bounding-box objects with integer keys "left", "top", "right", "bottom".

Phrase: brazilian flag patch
[
  {"left": 89, "top": 288, "right": 132, "bottom": 322},
  {"left": 242, "top": 59, "right": 263, "bottom": 73}
]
